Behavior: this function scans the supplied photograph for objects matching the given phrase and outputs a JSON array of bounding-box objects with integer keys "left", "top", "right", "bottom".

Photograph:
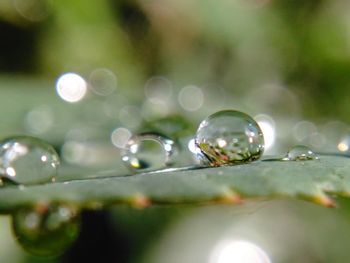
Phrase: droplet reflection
[
  {"left": 121, "top": 132, "right": 178, "bottom": 172},
  {"left": 12, "top": 204, "right": 80, "bottom": 257},
  {"left": 0, "top": 136, "right": 60, "bottom": 185},
  {"left": 195, "top": 110, "right": 264, "bottom": 166}
]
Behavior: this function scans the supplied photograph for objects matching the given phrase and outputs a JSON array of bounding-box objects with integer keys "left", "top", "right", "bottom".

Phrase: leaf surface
[{"left": 0, "top": 155, "right": 349, "bottom": 213}]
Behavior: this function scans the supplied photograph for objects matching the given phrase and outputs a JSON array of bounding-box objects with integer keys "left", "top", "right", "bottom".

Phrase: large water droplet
[
  {"left": 121, "top": 132, "right": 177, "bottom": 172},
  {"left": 195, "top": 110, "right": 264, "bottom": 166},
  {"left": 285, "top": 145, "right": 318, "bottom": 161},
  {"left": 12, "top": 203, "right": 80, "bottom": 257},
  {"left": 0, "top": 136, "right": 60, "bottom": 185}
]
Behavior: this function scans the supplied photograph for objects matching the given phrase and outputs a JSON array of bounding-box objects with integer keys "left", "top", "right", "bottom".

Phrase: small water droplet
[
  {"left": 121, "top": 132, "right": 178, "bottom": 172},
  {"left": 195, "top": 110, "right": 264, "bottom": 166},
  {"left": 0, "top": 136, "right": 60, "bottom": 185},
  {"left": 285, "top": 145, "right": 318, "bottom": 161},
  {"left": 12, "top": 203, "right": 80, "bottom": 257}
]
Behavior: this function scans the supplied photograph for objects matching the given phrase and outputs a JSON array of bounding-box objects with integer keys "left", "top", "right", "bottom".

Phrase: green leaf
[{"left": 0, "top": 155, "right": 349, "bottom": 213}]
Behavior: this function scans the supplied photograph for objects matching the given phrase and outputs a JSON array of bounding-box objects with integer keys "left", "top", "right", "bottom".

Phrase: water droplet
[
  {"left": 121, "top": 132, "right": 178, "bottom": 172},
  {"left": 285, "top": 145, "right": 318, "bottom": 161},
  {"left": 0, "top": 136, "right": 60, "bottom": 185},
  {"left": 195, "top": 110, "right": 264, "bottom": 166},
  {"left": 12, "top": 203, "right": 80, "bottom": 257}
]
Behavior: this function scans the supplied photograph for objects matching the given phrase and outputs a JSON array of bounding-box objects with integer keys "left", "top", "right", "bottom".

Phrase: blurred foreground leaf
[{"left": 0, "top": 155, "right": 349, "bottom": 213}]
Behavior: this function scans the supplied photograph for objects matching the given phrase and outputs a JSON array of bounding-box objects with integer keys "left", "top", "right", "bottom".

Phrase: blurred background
[{"left": 2, "top": 0, "right": 350, "bottom": 262}]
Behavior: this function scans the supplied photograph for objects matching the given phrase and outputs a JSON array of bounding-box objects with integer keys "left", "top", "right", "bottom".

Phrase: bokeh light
[
  {"left": 210, "top": 239, "right": 271, "bottom": 263},
  {"left": 292, "top": 121, "right": 317, "bottom": 142},
  {"left": 178, "top": 85, "right": 204, "bottom": 112},
  {"left": 88, "top": 68, "right": 117, "bottom": 96},
  {"left": 187, "top": 138, "right": 197, "bottom": 154},
  {"left": 254, "top": 114, "right": 276, "bottom": 151},
  {"left": 111, "top": 127, "right": 132, "bottom": 149},
  {"left": 144, "top": 76, "right": 173, "bottom": 104},
  {"left": 56, "top": 73, "right": 87, "bottom": 103},
  {"left": 25, "top": 105, "right": 54, "bottom": 135},
  {"left": 338, "top": 136, "right": 350, "bottom": 152}
]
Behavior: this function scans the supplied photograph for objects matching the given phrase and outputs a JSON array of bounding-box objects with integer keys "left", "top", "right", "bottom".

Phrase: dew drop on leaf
[
  {"left": 121, "top": 132, "right": 178, "bottom": 172},
  {"left": 12, "top": 203, "right": 80, "bottom": 257},
  {"left": 195, "top": 110, "right": 264, "bottom": 166},
  {"left": 285, "top": 145, "right": 318, "bottom": 161},
  {"left": 0, "top": 136, "right": 60, "bottom": 185}
]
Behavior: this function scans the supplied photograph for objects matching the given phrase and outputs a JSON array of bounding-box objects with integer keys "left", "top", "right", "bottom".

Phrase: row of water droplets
[
  {"left": 0, "top": 110, "right": 317, "bottom": 257},
  {"left": 121, "top": 110, "right": 318, "bottom": 173}
]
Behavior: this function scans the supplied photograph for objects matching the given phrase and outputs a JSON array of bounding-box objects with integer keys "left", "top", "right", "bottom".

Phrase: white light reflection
[
  {"left": 178, "top": 85, "right": 204, "bottom": 111},
  {"left": 338, "top": 142, "right": 349, "bottom": 152},
  {"left": 217, "top": 138, "right": 227, "bottom": 148},
  {"left": 188, "top": 138, "right": 197, "bottom": 154},
  {"left": 254, "top": 114, "right": 275, "bottom": 150},
  {"left": 61, "top": 141, "right": 86, "bottom": 164},
  {"left": 5, "top": 167, "right": 16, "bottom": 177},
  {"left": 111, "top": 128, "right": 132, "bottom": 149},
  {"left": 338, "top": 136, "right": 350, "bottom": 152},
  {"left": 210, "top": 239, "right": 271, "bottom": 263},
  {"left": 56, "top": 73, "right": 87, "bottom": 103}
]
